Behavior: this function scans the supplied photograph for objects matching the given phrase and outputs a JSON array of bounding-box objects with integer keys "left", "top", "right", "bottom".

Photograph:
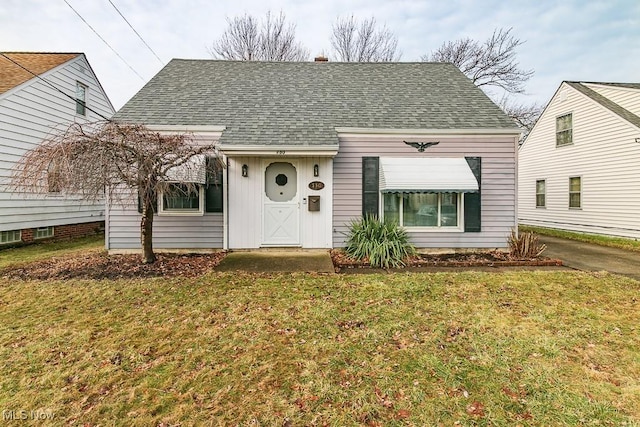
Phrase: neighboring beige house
[
  {"left": 108, "top": 59, "right": 520, "bottom": 251},
  {"left": 518, "top": 81, "right": 640, "bottom": 239},
  {"left": 0, "top": 52, "right": 115, "bottom": 246}
]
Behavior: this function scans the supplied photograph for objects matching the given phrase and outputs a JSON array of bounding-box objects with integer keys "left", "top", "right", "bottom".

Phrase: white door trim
[{"left": 261, "top": 159, "right": 301, "bottom": 246}]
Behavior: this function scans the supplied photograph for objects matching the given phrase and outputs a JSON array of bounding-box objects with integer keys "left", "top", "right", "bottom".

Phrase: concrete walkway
[
  {"left": 215, "top": 237, "right": 640, "bottom": 279},
  {"left": 539, "top": 235, "right": 640, "bottom": 281},
  {"left": 216, "top": 250, "right": 335, "bottom": 273}
]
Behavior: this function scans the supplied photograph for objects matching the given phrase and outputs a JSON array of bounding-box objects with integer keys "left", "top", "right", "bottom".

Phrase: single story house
[
  {"left": 0, "top": 52, "right": 115, "bottom": 246},
  {"left": 107, "top": 59, "right": 520, "bottom": 251},
  {"left": 518, "top": 81, "right": 640, "bottom": 239}
]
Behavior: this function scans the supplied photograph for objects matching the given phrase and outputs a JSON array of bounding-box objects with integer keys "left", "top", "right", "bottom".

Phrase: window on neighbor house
[
  {"left": 383, "top": 192, "right": 460, "bottom": 228},
  {"left": 536, "top": 180, "right": 546, "bottom": 208},
  {"left": 556, "top": 113, "right": 572, "bottom": 146},
  {"left": 159, "top": 183, "right": 204, "bottom": 215},
  {"left": 76, "top": 82, "right": 87, "bottom": 116},
  {"left": 34, "top": 227, "right": 54, "bottom": 239},
  {"left": 569, "top": 177, "right": 581, "bottom": 208},
  {"left": 1, "top": 230, "right": 21, "bottom": 245}
]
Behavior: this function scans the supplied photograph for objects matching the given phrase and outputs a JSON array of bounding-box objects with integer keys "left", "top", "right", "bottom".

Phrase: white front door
[{"left": 263, "top": 161, "right": 300, "bottom": 246}]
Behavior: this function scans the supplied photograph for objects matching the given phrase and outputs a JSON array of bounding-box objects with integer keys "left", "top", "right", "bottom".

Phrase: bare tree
[
  {"left": 209, "top": 11, "right": 309, "bottom": 61},
  {"left": 424, "top": 28, "right": 540, "bottom": 137},
  {"left": 331, "top": 15, "right": 401, "bottom": 62},
  {"left": 11, "top": 121, "right": 219, "bottom": 264},
  {"left": 498, "top": 97, "right": 543, "bottom": 137},
  {"left": 423, "top": 28, "right": 533, "bottom": 94}
]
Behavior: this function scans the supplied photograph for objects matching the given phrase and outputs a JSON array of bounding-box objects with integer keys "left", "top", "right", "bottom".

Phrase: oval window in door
[{"left": 265, "top": 162, "right": 297, "bottom": 202}]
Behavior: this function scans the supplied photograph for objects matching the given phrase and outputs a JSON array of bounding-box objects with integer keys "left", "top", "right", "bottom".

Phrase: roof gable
[
  {"left": 580, "top": 82, "right": 640, "bottom": 90},
  {"left": 115, "top": 60, "right": 518, "bottom": 147},
  {"left": 565, "top": 81, "right": 640, "bottom": 130},
  {"left": 0, "top": 52, "right": 80, "bottom": 95}
]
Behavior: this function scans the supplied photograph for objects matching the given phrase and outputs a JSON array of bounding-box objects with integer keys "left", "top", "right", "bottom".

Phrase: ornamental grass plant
[
  {"left": 508, "top": 229, "right": 547, "bottom": 258},
  {"left": 345, "top": 215, "right": 416, "bottom": 268}
]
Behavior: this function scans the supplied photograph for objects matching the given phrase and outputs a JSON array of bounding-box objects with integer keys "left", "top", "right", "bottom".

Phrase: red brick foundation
[
  {"left": 20, "top": 228, "right": 34, "bottom": 242},
  {"left": 18, "top": 221, "right": 104, "bottom": 244},
  {"left": 52, "top": 221, "right": 104, "bottom": 241}
]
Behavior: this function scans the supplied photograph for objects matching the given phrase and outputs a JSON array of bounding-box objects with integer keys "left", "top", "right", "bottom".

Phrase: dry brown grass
[{"left": 0, "top": 269, "right": 638, "bottom": 425}]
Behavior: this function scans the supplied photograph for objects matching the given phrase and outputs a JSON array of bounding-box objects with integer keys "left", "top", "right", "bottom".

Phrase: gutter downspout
[
  {"left": 223, "top": 155, "right": 229, "bottom": 250},
  {"left": 104, "top": 190, "right": 110, "bottom": 250}
]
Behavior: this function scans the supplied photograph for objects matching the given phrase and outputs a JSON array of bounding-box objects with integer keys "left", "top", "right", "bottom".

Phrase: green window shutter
[
  {"left": 205, "top": 157, "right": 224, "bottom": 213},
  {"left": 362, "top": 157, "right": 379, "bottom": 218},
  {"left": 464, "top": 157, "right": 481, "bottom": 232}
]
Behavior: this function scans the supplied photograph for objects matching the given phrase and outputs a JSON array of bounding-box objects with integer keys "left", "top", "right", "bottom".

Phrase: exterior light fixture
[
  {"left": 313, "top": 164, "right": 319, "bottom": 177},
  {"left": 241, "top": 164, "right": 248, "bottom": 177}
]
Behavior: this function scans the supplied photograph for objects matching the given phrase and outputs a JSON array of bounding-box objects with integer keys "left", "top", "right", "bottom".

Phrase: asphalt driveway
[{"left": 539, "top": 235, "right": 640, "bottom": 281}]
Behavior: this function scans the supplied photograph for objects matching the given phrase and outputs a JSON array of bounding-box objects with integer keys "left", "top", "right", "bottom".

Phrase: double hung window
[
  {"left": 556, "top": 113, "right": 572, "bottom": 146},
  {"left": 76, "top": 82, "right": 87, "bottom": 116},
  {"left": 536, "top": 180, "right": 546, "bottom": 207},
  {"left": 159, "top": 183, "right": 204, "bottom": 215},
  {"left": 569, "top": 177, "right": 581, "bottom": 208}
]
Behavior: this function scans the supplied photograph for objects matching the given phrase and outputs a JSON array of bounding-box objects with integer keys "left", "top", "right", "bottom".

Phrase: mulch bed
[
  {"left": 2, "top": 249, "right": 562, "bottom": 280},
  {"left": 1, "top": 251, "right": 227, "bottom": 280},
  {"left": 331, "top": 249, "right": 562, "bottom": 272}
]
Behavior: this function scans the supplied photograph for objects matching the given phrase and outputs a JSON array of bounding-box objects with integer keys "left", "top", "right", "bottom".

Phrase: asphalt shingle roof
[
  {"left": 115, "top": 60, "right": 519, "bottom": 146},
  {"left": 0, "top": 52, "right": 80, "bottom": 95},
  {"left": 584, "top": 82, "right": 640, "bottom": 90},
  {"left": 566, "top": 81, "right": 640, "bottom": 130}
]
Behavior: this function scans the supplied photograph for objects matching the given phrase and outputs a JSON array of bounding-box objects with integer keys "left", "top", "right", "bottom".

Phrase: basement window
[
  {"left": 34, "top": 226, "right": 54, "bottom": 239},
  {"left": 1, "top": 230, "right": 21, "bottom": 244}
]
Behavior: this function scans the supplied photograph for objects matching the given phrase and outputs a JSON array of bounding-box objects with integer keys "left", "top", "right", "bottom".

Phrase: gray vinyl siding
[
  {"left": 333, "top": 134, "right": 518, "bottom": 248},
  {"left": 107, "top": 191, "right": 223, "bottom": 250},
  {"left": 0, "top": 55, "right": 114, "bottom": 232}
]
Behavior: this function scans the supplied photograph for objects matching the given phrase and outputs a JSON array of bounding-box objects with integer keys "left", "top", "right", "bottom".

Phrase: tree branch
[
  {"left": 209, "top": 11, "right": 308, "bottom": 61},
  {"left": 330, "top": 15, "right": 401, "bottom": 62}
]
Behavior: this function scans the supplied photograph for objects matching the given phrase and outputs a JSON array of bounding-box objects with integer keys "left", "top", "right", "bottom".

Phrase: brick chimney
[{"left": 314, "top": 55, "right": 328, "bottom": 62}]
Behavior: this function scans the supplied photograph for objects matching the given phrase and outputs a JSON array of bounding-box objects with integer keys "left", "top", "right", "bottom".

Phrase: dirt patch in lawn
[
  {"left": 331, "top": 249, "right": 562, "bottom": 272},
  {"left": 1, "top": 250, "right": 227, "bottom": 280}
]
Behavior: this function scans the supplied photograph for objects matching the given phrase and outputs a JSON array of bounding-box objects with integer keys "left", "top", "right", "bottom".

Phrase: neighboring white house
[
  {"left": 107, "top": 59, "right": 521, "bottom": 251},
  {"left": 0, "top": 52, "right": 115, "bottom": 246},
  {"left": 518, "top": 81, "right": 640, "bottom": 239}
]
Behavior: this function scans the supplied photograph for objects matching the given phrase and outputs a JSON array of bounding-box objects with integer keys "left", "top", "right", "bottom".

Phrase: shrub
[
  {"left": 508, "top": 229, "right": 546, "bottom": 258},
  {"left": 345, "top": 215, "right": 416, "bottom": 268}
]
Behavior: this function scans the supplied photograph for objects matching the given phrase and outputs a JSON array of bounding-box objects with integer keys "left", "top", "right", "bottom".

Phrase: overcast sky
[{"left": 2, "top": 0, "right": 638, "bottom": 110}]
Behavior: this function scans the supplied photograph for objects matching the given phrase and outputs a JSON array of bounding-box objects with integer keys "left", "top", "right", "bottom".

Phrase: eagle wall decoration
[{"left": 403, "top": 140, "right": 440, "bottom": 152}]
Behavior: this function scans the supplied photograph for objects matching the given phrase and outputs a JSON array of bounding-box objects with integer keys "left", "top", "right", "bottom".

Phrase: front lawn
[
  {"left": 1, "top": 270, "right": 638, "bottom": 425},
  {"left": 0, "top": 234, "right": 104, "bottom": 269}
]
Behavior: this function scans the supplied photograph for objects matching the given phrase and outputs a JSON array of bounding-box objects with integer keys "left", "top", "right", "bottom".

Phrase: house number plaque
[{"left": 308, "top": 181, "right": 324, "bottom": 190}]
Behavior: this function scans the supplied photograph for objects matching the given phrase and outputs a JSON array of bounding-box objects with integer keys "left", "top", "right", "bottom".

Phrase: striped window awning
[
  {"left": 165, "top": 154, "right": 207, "bottom": 184},
  {"left": 379, "top": 157, "right": 479, "bottom": 193}
]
